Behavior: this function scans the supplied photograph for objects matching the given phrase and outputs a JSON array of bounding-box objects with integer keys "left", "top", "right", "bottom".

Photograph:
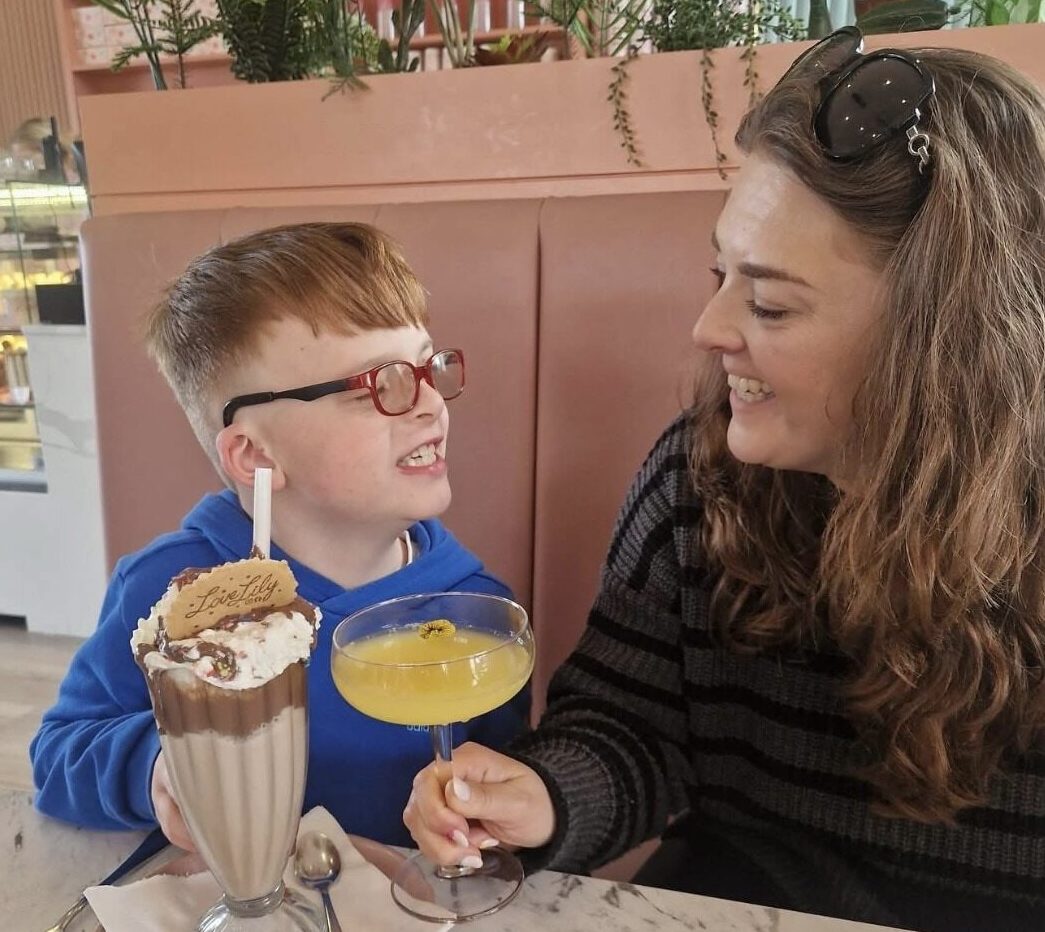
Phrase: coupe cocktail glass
[{"left": 331, "top": 592, "right": 534, "bottom": 922}]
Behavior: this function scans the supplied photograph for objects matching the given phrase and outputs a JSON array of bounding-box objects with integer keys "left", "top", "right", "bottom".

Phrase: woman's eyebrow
[
  {"left": 711, "top": 229, "right": 814, "bottom": 289},
  {"left": 737, "top": 261, "right": 813, "bottom": 288}
]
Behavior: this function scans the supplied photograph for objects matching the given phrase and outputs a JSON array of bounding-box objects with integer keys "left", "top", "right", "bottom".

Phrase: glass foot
[
  {"left": 391, "top": 848, "right": 524, "bottom": 923},
  {"left": 197, "top": 885, "right": 326, "bottom": 931}
]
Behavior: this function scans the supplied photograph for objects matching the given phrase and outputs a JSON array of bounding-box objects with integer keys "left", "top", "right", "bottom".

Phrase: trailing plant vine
[
  {"left": 608, "top": 45, "right": 642, "bottom": 166},
  {"left": 638, "top": 0, "right": 804, "bottom": 174},
  {"left": 699, "top": 48, "right": 728, "bottom": 177}
]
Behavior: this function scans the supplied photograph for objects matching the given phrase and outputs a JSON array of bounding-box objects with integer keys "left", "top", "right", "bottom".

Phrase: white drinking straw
[{"left": 252, "top": 466, "right": 272, "bottom": 558}]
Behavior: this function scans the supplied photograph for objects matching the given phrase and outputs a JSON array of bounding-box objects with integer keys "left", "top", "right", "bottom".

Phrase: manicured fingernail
[
  {"left": 452, "top": 778, "right": 471, "bottom": 801},
  {"left": 479, "top": 838, "right": 500, "bottom": 849},
  {"left": 452, "top": 830, "right": 469, "bottom": 848},
  {"left": 460, "top": 855, "right": 483, "bottom": 870}
]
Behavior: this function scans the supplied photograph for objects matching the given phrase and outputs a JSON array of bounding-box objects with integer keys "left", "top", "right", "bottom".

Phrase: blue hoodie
[{"left": 30, "top": 490, "right": 529, "bottom": 846}]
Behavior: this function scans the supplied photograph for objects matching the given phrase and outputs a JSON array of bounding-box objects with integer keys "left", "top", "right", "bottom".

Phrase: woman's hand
[
  {"left": 403, "top": 742, "right": 555, "bottom": 867},
  {"left": 150, "top": 751, "right": 196, "bottom": 853}
]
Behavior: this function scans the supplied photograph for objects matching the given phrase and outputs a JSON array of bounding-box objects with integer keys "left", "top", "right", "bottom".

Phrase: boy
[{"left": 29, "top": 222, "right": 529, "bottom": 848}]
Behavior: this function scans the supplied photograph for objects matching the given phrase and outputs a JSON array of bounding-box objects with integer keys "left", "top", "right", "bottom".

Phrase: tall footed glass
[
  {"left": 148, "top": 659, "right": 325, "bottom": 931},
  {"left": 331, "top": 592, "right": 535, "bottom": 923}
]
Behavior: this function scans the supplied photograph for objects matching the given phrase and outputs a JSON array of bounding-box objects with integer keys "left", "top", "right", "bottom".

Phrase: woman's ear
[{"left": 215, "top": 424, "right": 287, "bottom": 492}]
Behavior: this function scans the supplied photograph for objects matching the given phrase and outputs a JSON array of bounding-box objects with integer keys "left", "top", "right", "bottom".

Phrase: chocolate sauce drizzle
[
  {"left": 170, "top": 566, "right": 206, "bottom": 589},
  {"left": 153, "top": 595, "right": 319, "bottom": 682},
  {"left": 156, "top": 625, "right": 238, "bottom": 680}
]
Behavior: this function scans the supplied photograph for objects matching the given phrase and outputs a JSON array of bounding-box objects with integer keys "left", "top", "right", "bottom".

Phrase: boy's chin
[
  {"left": 401, "top": 485, "right": 452, "bottom": 525},
  {"left": 425, "top": 486, "right": 453, "bottom": 518}
]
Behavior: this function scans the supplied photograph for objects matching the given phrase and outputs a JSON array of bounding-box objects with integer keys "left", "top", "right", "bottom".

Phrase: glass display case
[{"left": 0, "top": 181, "right": 89, "bottom": 491}]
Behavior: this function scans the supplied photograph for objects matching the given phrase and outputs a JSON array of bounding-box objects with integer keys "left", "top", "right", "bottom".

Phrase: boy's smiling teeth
[
  {"left": 399, "top": 442, "right": 439, "bottom": 467},
  {"left": 727, "top": 374, "right": 774, "bottom": 401}
]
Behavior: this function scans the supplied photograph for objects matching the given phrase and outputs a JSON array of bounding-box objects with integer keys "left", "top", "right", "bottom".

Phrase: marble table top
[{"left": 3, "top": 788, "right": 905, "bottom": 932}]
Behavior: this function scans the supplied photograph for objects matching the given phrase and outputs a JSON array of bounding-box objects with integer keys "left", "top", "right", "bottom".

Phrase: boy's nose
[{"left": 411, "top": 378, "right": 445, "bottom": 418}]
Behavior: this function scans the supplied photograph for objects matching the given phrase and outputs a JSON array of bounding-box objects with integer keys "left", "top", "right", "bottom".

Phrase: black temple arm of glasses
[
  {"left": 222, "top": 377, "right": 357, "bottom": 428},
  {"left": 222, "top": 392, "right": 274, "bottom": 428}
]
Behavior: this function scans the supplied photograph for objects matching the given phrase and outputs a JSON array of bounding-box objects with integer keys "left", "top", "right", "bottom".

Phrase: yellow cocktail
[
  {"left": 332, "top": 625, "right": 533, "bottom": 726},
  {"left": 330, "top": 592, "right": 535, "bottom": 923}
]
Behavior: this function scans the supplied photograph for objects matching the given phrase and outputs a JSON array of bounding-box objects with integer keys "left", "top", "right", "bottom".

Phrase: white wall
[{"left": 0, "top": 325, "right": 106, "bottom": 635}]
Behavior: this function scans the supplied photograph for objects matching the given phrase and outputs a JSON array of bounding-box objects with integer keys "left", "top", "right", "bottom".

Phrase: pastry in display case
[{"left": 0, "top": 180, "right": 89, "bottom": 490}]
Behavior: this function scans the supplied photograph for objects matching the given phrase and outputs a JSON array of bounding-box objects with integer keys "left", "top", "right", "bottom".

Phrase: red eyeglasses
[{"left": 222, "top": 348, "right": 465, "bottom": 427}]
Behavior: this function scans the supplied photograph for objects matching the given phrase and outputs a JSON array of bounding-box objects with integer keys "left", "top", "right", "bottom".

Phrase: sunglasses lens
[
  {"left": 781, "top": 27, "right": 862, "bottom": 85},
  {"left": 816, "top": 56, "right": 931, "bottom": 159},
  {"left": 430, "top": 350, "right": 465, "bottom": 401}
]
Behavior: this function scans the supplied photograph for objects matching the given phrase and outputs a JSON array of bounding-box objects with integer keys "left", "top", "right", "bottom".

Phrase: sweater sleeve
[
  {"left": 29, "top": 565, "right": 162, "bottom": 829},
  {"left": 509, "top": 415, "right": 695, "bottom": 874}
]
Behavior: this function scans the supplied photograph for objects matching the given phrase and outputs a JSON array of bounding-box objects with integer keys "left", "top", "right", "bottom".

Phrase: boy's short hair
[{"left": 146, "top": 222, "right": 429, "bottom": 475}]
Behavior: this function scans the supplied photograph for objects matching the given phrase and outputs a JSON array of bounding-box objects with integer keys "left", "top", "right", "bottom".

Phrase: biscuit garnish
[{"left": 163, "top": 559, "right": 297, "bottom": 640}]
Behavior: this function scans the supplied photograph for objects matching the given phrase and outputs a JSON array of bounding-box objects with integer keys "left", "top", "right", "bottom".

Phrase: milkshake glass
[{"left": 133, "top": 557, "right": 325, "bottom": 932}]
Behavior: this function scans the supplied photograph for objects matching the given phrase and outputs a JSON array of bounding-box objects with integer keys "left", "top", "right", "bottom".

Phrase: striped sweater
[{"left": 511, "top": 414, "right": 1045, "bottom": 931}]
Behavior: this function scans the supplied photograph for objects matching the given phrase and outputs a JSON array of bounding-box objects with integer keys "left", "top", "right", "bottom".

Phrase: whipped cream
[{"left": 131, "top": 583, "right": 320, "bottom": 690}]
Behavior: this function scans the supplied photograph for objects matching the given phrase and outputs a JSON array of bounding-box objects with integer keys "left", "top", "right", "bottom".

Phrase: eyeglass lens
[
  {"left": 376, "top": 350, "right": 464, "bottom": 414},
  {"left": 816, "top": 57, "right": 930, "bottom": 159}
]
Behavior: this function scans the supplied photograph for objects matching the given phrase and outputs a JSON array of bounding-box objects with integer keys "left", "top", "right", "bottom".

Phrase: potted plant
[{"left": 90, "top": 0, "right": 218, "bottom": 89}]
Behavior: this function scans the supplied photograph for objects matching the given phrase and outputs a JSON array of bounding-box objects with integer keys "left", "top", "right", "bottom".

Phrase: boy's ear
[{"left": 215, "top": 425, "right": 287, "bottom": 492}]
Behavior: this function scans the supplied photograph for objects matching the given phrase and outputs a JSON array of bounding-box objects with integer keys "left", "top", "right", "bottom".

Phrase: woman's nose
[{"left": 692, "top": 290, "right": 744, "bottom": 355}]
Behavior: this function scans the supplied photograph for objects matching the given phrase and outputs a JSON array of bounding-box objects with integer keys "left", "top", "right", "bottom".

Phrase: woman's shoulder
[
  {"left": 625, "top": 410, "right": 700, "bottom": 509},
  {"left": 609, "top": 411, "right": 702, "bottom": 557},
  {"left": 631, "top": 410, "right": 696, "bottom": 484},
  {"left": 649, "top": 409, "right": 695, "bottom": 458}
]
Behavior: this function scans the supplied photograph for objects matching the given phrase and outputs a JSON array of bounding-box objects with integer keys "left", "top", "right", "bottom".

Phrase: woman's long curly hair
[{"left": 692, "top": 47, "right": 1045, "bottom": 822}]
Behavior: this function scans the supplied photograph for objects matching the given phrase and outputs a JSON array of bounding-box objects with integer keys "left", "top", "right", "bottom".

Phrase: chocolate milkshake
[{"left": 132, "top": 556, "right": 323, "bottom": 926}]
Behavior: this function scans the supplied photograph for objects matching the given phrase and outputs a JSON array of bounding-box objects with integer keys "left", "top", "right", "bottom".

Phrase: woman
[{"left": 403, "top": 29, "right": 1045, "bottom": 931}]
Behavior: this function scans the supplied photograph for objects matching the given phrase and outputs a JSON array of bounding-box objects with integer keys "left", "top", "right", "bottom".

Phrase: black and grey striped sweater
[{"left": 511, "top": 414, "right": 1045, "bottom": 931}]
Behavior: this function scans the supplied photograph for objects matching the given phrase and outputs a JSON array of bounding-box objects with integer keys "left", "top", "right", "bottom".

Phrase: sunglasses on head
[{"left": 780, "top": 26, "right": 935, "bottom": 173}]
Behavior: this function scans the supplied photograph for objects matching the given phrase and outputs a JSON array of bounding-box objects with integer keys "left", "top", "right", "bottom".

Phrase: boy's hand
[
  {"left": 151, "top": 751, "right": 196, "bottom": 853},
  {"left": 403, "top": 742, "right": 555, "bottom": 868}
]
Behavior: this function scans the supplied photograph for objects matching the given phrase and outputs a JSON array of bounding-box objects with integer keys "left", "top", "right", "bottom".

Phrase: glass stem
[
  {"left": 431, "top": 722, "right": 454, "bottom": 785},
  {"left": 430, "top": 723, "right": 476, "bottom": 879}
]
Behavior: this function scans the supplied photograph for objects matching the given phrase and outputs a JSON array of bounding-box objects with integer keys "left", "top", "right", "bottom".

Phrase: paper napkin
[{"left": 85, "top": 806, "right": 453, "bottom": 931}]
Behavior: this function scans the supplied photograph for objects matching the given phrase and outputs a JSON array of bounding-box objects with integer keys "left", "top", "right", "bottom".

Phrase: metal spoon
[{"left": 294, "top": 831, "right": 344, "bottom": 932}]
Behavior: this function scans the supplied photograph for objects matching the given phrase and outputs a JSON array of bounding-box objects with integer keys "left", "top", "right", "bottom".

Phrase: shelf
[
  {"left": 71, "top": 52, "right": 232, "bottom": 74},
  {"left": 1, "top": 183, "right": 88, "bottom": 203},
  {"left": 0, "top": 436, "right": 41, "bottom": 455},
  {"left": 0, "top": 465, "right": 46, "bottom": 493},
  {"left": 69, "top": 25, "right": 561, "bottom": 71},
  {"left": 0, "top": 239, "right": 79, "bottom": 246},
  {"left": 0, "top": 244, "right": 78, "bottom": 256},
  {"left": 0, "top": 252, "right": 78, "bottom": 263},
  {"left": 409, "top": 25, "right": 562, "bottom": 51}
]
